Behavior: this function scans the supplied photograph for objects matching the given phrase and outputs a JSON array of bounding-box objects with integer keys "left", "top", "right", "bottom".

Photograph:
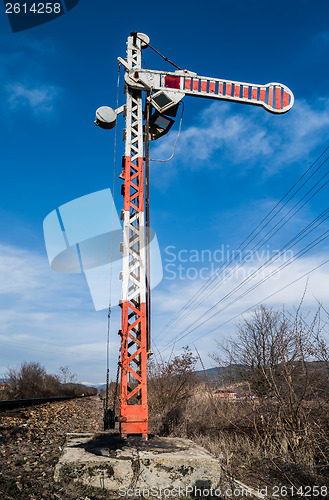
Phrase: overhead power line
[
  {"left": 154, "top": 145, "right": 329, "bottom": 343},
  {"left": 157, "top": 254, "right": 329, "bottom": 355},
  {"left": 158, "top": 225, "right": 329, "bottom": 353}
]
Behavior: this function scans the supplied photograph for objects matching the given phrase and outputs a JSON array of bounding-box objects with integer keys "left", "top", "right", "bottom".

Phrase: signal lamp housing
[
  {"left": 150, "top": 90, "right": 184, "bottom": 114},
  {"left": 147, "top": 103, "right": 179, "bottom": 141},
  {"left": 94, "top": 106, "right": 117, "bottom": 130}
]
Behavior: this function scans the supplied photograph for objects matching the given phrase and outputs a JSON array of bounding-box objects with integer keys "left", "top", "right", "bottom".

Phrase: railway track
[{"left": 0, "top": 394, "right": 90, "bottom": 412}]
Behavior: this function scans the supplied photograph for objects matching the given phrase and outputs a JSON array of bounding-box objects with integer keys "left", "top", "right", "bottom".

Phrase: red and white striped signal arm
[{"left": 123, "top": 67, "right": 294, "bottom": 115}]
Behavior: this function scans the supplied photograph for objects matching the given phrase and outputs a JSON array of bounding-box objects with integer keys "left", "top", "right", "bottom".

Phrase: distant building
[
  {"left": 214, "top": 389, "right": 238, "bottom": 400},
  {"left": 0, "top": 379, "right": 8, "bottom": 390}
]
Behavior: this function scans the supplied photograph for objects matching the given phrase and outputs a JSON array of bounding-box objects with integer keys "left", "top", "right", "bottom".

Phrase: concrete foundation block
[{"left": 54, "top": 433, "right": 222, "bottom": 495}]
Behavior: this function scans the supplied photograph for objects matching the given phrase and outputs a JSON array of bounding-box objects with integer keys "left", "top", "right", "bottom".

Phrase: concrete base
[{"left": 54, "top": 432, "right": 221, "bottom": 495}]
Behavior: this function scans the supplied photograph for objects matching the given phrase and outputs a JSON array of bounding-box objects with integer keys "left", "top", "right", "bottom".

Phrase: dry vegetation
[
  {"left": 1, "top": 362, "right": 97, "bottom": 400},
  {"left": 148, "top": 305, "right": 329, "bottom": 495}
]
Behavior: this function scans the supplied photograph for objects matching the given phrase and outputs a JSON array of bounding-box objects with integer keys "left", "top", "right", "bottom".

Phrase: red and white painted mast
[{"left": 118, "top": 32, "right": 149, "bottom": 439}]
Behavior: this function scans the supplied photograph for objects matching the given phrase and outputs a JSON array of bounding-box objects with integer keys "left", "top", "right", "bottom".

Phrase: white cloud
[
  {"left": 150, "top": 97, "right": 329, "bottom": 186},
  {"left": 5, "top": 82, "right": 60, "bottom": 113},
  {"left": 1, "top": 234, "right": 328, "bottom": 378},
  {"left": 0, "top": 34, "right": 61, "bottom": 116},
  {"left": 0, "top": 243, "right": 85, "bottom": 302},
  {"left": 152, "top": 253, "right": 329, "bottom": 360},
  {"left": 0, "top": 242, "right": 119, "bottom": 382}
]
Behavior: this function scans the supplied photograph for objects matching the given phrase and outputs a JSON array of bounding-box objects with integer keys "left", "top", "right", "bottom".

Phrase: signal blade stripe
[
  {"left": 201, "top": 80, "right": 207, "bottom": 92},
  {"left": 275, "top": 87, "right": 281, "bottom": 109},
  {"left": 226, "top": 83, "right": 232, "bottom": 96},
  {"left": 268, "top": 86, "right": 273, "bottom": 107},
  {"left": 193, "top": 79, "right": 199, "bottom": 91},
  {"left": 252, "top": 87, "right": 257, "bottom": 100},
  {"left": 234, "top": 85, "right": 240, "bottom": 97},
  {"left": 283, "top": 90, "right": 289, "bottom": 108},
  {"left": 243, "top": 86, "right": 249, "bottom": 98},
  {"left": 260, "top": 88, "right": 266, "bottom": 102},
  {"left": 209, "top": 81, "right": 215, "bottom": 93}
]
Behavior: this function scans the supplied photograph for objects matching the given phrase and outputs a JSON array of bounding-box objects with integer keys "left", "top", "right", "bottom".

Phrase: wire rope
[
  {"left": 135, "top": 32, "right": 183, "bottom": 71},
  {"left": 157, "top": 164, "right": 329, "bottom": 340},
  {"left": 150, "top": 102, "right": 184, "bottom": 163},
  {"left": 159, "top": 227, "right": 329, "bottom": 352},
  {"left": 161, "top": 255, "right": 329, "bottom": 352},
  {"left": 154, "top": 147, "right": 329, "bottom": 341},
  {"left": 105, "top": 63, "right": 121, "bottom": 413}
]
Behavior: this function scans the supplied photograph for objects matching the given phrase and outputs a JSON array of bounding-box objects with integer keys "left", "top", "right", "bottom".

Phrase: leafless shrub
[
  {"left": 147, "top": 347, "right": 197, "bottom": 434},
  {"left": 5, "top": 362, "right": 61, "bottom": 398},
  {"left": 4, "top": 362, "right": 96, "bottom": 399}
]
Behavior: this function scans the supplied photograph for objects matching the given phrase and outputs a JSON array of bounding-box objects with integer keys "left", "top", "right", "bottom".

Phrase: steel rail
[{"left": 0, "top": 394, "right": 91, "bottom": 412}]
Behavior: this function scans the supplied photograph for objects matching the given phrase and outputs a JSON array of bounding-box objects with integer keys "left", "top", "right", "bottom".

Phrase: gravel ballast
[{"left": 0, "top": 395, "right": 112, "bottom": 499}]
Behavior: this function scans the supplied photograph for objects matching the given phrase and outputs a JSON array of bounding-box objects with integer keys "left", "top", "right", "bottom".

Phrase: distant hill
[
  {"left": 195, "top": 367, "right": 221, "bottom": 380},
  {"left": 84, "top": 367, "right": 237, "bottom": 390},
  {"left": 81, "top": 361, "right": 328, "bottom": 391},
  {"left": 195, "top": 365, "right": 244, "bottom": 385},
  {"left": 96, "top": 384, "right": 107, "bottom": 391},
  {"left": 81, "top": 382, "right": 106, "bottom": 390}
]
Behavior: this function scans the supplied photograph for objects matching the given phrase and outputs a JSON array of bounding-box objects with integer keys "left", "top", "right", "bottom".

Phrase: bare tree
[
  {"left": 4, "top": 362, "right": 89, "bottom": 399},
  {"left": 218, "top": 305, "right": 325, "bottom": 460},
  {"left": 6, "top": 362, "right": 61, "bottom": 398},
  {"left": 58, "top": 365, "right": 77, "bottom": 384}
]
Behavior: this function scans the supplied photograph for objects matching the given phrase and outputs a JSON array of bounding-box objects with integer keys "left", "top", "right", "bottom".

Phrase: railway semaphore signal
[{"left": 95, "top": 31, "right": 294, "bottom": 440}]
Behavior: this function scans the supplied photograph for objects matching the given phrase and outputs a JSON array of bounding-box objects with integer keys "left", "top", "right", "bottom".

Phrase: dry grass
[
  {"left": 150, "top": 388, "right": 329, "bottom": 495},
  {"left": 148, "top": 305, "right": 329, "bottom": 495}
]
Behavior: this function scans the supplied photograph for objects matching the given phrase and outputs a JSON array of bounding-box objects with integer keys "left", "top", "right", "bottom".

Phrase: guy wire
[{"left": 106, "top": 62, "right": 121, "bottom": 411}]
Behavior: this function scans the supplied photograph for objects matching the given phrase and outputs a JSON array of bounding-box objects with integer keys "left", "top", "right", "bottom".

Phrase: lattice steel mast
[{"left": 119, "top": 33, "right": 148, "bottom": 439}]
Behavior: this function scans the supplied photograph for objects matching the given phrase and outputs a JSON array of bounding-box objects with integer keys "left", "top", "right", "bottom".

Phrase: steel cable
[
  {"left": 159, "top": 228, "right": 329, "bottom": 352},
  {"left": 154, "top": 147, "right": 329, "bottom": 341}
]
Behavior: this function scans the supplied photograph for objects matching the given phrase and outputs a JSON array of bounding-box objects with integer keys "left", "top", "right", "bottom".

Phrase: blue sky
[{"left": 1, "top": 0, "right": 329, "bottom": 383}]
